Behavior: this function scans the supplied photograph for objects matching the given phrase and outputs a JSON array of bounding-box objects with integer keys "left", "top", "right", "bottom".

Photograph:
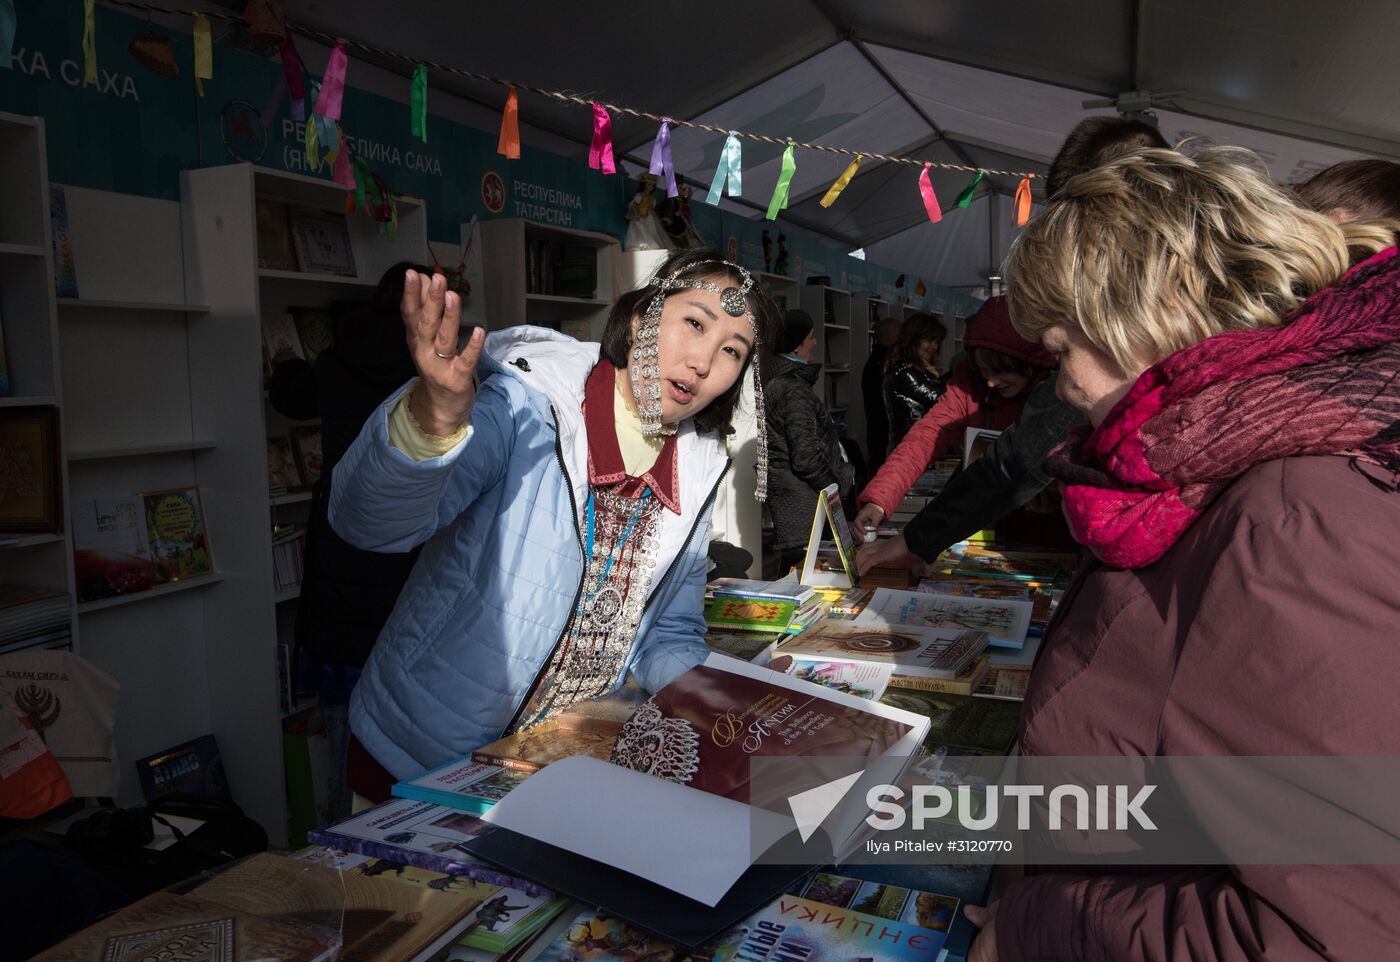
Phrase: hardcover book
[
  {"left": 142, "top": 487, "right": 214, "bottom": 583},
  {"left": 261, "top": 311, "right": 306, "bottom": 367},
  {"left": 777, "top": 623, "right": 987, "bottom": 681},
  {"left": 308, "top": 795, "right": 553, "bottom": 896},
  {"left": 393, "top": 757, "right": 529, "bottom": 814},
  {"left": 704, "top": 597, "right": 799, "bottom": 632},
  {"left": 31, "top": 890, "right": 339, "bottom": 962},
  {"left": 856, "top": 587, "right": 1032, "bottom": 650},
  {"left": 471, "top": 716, "right": 625, "bottom": 774},
  {"left": 705, "top": 629, "right": 785, "bottom": 664},
  {"left": 800, "top": 483, "right": 859, "bottom": 589},
  {"left": 71, "top": 496, "right": 159, "bottom": 602},
  {"left": 708, "top": 575, "right": 815, "bottom": 605},
  {"left": 785, "top": 658, "right": 893, "bottom": 701},
  {"left": 888, "top": 654, "right": 990, "bottom": 696}
]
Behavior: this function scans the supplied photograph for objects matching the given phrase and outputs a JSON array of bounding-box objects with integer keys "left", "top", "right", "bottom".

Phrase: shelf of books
[
  {"left": 478, "top": 218, "right": 619, "bottom": 340},
  {"left": 802, "top": 283, "right": 855, "bottom": 436},
  {"left": 0, "top": 113, "right": 80, "bottom": 660}
]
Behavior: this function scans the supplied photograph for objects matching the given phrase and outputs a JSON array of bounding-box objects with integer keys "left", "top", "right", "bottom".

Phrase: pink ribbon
[
  {"left": 649, "top": 119, "right": 677, "bottom": 197},
  {"left": 279, "top": 37, "right": 306, "bottom": 121},
  {"left": 314, "top": 39, "right": 348, "bottom": 121},
  {"left": 919, "top": 163, "right": 943, "bottom": 223},
  {"left": 332, "top": 131, "right": 356, "bottom": 188},
  {"left": 589, "top": 103, "right": 616, "bottom": 174}
]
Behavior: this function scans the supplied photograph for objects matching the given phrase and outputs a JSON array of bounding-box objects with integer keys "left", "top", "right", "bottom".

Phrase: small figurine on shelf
[
  {"left": 657, "top": 176, "right": 704, "bottom": 249},
  {"left": 773, "top": 232, "right": 790, "bottom": 277},
  {"left": 624, "top": 174, "right": 673, "bottom": 252},
  {"left": 762, "top": 229, "right": 773, "bottom": 272}
]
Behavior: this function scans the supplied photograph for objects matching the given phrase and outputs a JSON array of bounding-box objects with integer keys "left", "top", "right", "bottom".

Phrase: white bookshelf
[
  {"left": 178, "top": 162, "right": 427, "bottom": 844},
  {"left": 800, "top": 284, "right": 855, "bottom": 425},
  {"left": 479, "top": 219, "right": 619, "bottom": 340},
  {"left": 0, "top": 113, "right": 80, "bottom": 656},
  {"left": 849, "top": 295, "right": 891, "bottom": 459}
]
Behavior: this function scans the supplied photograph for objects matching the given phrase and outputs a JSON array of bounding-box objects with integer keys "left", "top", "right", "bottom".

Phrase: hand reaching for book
[
  {"left": 854, "top": 503, "right": 885, "bottom": 538},
  {"left": 855, "top": 532, "right": 921, "bottom": 575},
  {"left": 404, "top": 268, "right": 485, "bottom": 436},
  {"left": 965, "top": 902, "right": 999, "bottom": 962}
]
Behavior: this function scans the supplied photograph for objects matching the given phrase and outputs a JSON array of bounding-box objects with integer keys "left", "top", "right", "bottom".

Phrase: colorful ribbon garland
[
  {"left": 332, "top": 129, "right": 355, "bottom": 188},
  {"left": 588, "top": 103, "right": 616, "bottom": 174},
  {"left": 706, "top": 132, "right": 742, "bottom": 205},
  {"left": 192, "top": 13, "right": 211, "bottom": 96},
  {"left": 955, "top": 170, "right": 985, "bottom": 209},
  {"left": 314, "top": 39, "right": 348, "bottom": 119},
  {"left": 766, "top": 143, "right": 797, "bottom": 220},
  {"left": 820, "top": 155, "right": 862, "bottom": 208},
  {"left": 649, "top": 119, "right": 677, "bottom": 198},
  {"left": 82, "top": 0, "right": 96, "bottom": 83},
  {"left": 410, "top": 62, "right": 428, "bottom": 143},
  {"left": 919, "top": 164, "right": 942, "bottom": 223},
  {"left": 1013, "top": 175, "right": 1034, "bottom": 225},
  {"left": 0, "top": 0, "right": 17, "bottom": 70},
  {"left": 497, "top": 84, "right": 520, "bottom": 159}
]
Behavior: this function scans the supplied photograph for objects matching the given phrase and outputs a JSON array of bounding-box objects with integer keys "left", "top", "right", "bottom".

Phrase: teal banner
[{"left": 0, "top": 0, "right": 979, "bottom": 316}]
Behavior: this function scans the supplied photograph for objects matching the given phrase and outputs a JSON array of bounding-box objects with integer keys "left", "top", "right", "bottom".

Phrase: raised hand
[{"left": 403, "top": 269, "right": 484, "bottom": 436}]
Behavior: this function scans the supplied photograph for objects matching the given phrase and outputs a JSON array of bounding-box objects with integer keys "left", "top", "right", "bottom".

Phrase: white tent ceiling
[{"left": 207, "top": 0, "right": 1400, "bottom": 288}]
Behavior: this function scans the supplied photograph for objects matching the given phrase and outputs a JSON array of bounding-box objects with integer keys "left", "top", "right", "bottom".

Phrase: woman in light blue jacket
[{"left": 331, "top": 248, "right": 780, "bottom": 798}]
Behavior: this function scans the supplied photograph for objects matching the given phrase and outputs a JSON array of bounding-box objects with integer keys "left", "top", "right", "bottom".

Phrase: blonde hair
[{"left": 1005, "top": 146, "right": 1394, "bottom": 374}]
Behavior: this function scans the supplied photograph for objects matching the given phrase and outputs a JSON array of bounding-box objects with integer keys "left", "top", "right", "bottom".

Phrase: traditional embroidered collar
[{"left": 583, "top": 359, "right": 681, "bottom": 514}]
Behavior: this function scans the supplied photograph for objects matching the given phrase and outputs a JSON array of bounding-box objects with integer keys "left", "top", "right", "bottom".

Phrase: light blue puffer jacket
[{"left": 333, "top": 327, "right": 727, "bottom": 780}]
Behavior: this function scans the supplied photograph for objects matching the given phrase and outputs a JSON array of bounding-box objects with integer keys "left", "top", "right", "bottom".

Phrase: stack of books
[
  {"left": 704, "top": 575, "right": 829, "bottom": 634},
  {"left": 0, "top": 585, "right": 71, "bottom": 655},
  {"left": 272, "top": 524, "right": 306, "bottom": 593}
]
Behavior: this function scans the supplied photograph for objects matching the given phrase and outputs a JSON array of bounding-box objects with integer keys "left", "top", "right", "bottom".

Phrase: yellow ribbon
[
  {"left": 193, "top": 13, "right": 212, "bottom": 97},
  {"left": 820, "top": 155, "right": 862, "bottom": 208},
  {"left": 82, "top": 0, "right": 96, "bottom": 84}
]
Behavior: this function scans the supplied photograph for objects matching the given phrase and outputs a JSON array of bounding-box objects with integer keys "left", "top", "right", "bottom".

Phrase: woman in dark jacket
[
  {"left": 881, "top": 312, "right": 947, "bottom": 446},
  {"left": 763, "top": 310, "right": 854, "bottom": 573},
  {"left": 967, "top": 147, "right": 1400, "bottom": 961}
]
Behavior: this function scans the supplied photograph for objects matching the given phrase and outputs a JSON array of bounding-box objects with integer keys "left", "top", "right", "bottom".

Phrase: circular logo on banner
[
  {"left": 220, "top": 101, "right": 267, "bottom": 163},
  {"left": 726, "top": 235, "right": 739, "bottom": 262},
  {"left": 481, "top": 171, "right": 506, "bottom": 213}
]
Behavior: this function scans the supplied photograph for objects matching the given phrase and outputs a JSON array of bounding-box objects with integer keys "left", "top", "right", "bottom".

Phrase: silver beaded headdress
[{"left": 631, "top": 260, "right": 769, "bottom": 501}]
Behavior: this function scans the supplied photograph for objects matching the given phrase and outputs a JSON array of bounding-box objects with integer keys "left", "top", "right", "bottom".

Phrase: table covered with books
[{"left": 35, "top": 540, "right": 1073, "bottom": 962}]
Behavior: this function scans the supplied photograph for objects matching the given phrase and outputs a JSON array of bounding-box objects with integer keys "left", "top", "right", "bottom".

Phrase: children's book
[
  {"left": 777, "top": 622, "right": 987, "bottom": 681},
  {"left": 142, "top": 487, "right": 215, "bottom": 583},
  {"left": 458, "top": 891, "right": 574, "bottom": 954},
  {"left": 800, "top": 483, "right": 859, "bottom": 589},
  {"left": 307, "top": 795, "right": 553, "bottom": 896},
  {"left": 704, "top": 596, "right": 799, "bottom": 632},
  {"left": 394, "top": 757, "right": 529, "bottom": 814},
  {"left": 857, "top": 587, "right": 1032, "bottom": 650},
  {"left": 793, "top": 870, "right": 961, "bottom": 935},
  {"left": 71, "top": 496, "right": 159, "bottom": 601}
]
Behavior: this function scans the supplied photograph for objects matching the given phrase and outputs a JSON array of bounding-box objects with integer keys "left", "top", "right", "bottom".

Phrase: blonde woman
[{"left": 967, "top": 148, "right": 1400, "bottom": 960}]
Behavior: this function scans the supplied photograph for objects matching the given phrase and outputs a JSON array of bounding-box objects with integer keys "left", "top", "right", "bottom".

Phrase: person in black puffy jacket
[
  {"left": 881, "top": 312, "right": 948, "bottom": 445},
  {"left": 762, "top": 310, "right": 855, "bottom": 574}
]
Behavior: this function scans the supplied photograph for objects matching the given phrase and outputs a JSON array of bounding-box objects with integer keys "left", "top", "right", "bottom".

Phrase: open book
[
  {"left": 463, "top": 654, "right": 929, "bottom": 942},
  {"left": 857, "top": 586, "right": 1032, "bottom": 650}
]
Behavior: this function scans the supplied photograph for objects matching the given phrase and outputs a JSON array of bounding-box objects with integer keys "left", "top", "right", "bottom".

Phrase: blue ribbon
[
  {"left": 0, "top": 0, "right": 15, "bottom": 70},
  {"left": 706, "top": 131, "right": 742, "bottom": 205},
  {"left": 649, "top": 118, "right": 677, "bottom": 198}
]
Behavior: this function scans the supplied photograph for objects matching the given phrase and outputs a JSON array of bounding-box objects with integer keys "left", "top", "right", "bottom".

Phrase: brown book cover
[
  {"left": 32, "top": 890, "right": 338, "bottom": 961},
  {"left": 185, "top": 852, "right": 479, "bottom": 962},
  {"left": 608, "top": 663, "right": 912, "bottom": 806},
  {"left": 890, "top": 654, "right": 991, "bottom": 695},
  {"left": 472, "top": 715, "right": 625, "bottom": 774}
]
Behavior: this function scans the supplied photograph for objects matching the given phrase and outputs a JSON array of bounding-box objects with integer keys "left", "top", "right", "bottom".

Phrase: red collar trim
[{"left": 583, "top": 360, "right": 682, "bottom": 513}]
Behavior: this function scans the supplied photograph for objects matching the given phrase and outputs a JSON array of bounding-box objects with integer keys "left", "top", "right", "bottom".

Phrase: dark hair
[
  {"left": 778, "top": 309, "right": 816, "bottom": 354},
  {"left": 599, "top": 247, "right": 780, "bottom": 436},
  {"left": 375, "top": 261, "right": 437, "bottom": 315},
  {"left": 1296, "top": 160, "right": 1400, "bottom": 224},
  {"left": 885, "top": 312, "right": 948, "bottom": 374},
  {"left": 1045, "top": 117, "right": 1170, "bottom": 200},
  {"left": 971, "top": 347, "right": 1037, "bottom": 379}
]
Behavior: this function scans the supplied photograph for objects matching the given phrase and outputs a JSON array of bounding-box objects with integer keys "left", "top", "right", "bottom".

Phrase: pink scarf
[{"left": 1048, "top": 247, "right": 1400, "bottom": 568}]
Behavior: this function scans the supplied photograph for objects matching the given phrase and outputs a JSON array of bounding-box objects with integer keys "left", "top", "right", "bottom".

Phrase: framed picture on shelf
[
  {"left": 141, "top": 486, "right": 215, "bottom": 583},
  {"left": 0, "top": 406, "right": 62, "bottom": 533},
  {"left": 289, "top": 208, "right": 357, "bottom": 277},
  {"left": 255, "top": 196, "right": 297, "bottom": 271},
  {"left": 289, "top": 425, "right": 323, "bottom": 487}
]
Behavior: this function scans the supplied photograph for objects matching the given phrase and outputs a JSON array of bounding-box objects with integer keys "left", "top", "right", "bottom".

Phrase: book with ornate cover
[
  {"left": 889, "top": 654, "right": 990, "bottom": 695},
  {"left": 184, "top": 852, "right": 479, "bottom": 962},
  {"left": 393, "top": 757, "right": 529, "bottom": 814},
  {"left": 856, "top": 587, "right": 1033, "bottom": 650},
  {"left": 308, "top": 796, "right": 553, "bottom": 896},
  {"left": 704, "top": 596, "right": 799, "bottom": 632},
  {"left": 776, "top": 623, "right": 987, "bottom": 681},
  {"left": 471, "top": 716, "right": 625, "bottom": 774},
  {"left": 32, "top": 889, "right": 339, "bottom": 961}
]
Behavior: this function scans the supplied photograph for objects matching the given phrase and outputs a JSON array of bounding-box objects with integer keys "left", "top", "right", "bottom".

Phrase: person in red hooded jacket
[{"left": 852, "top": 295, "right": 1057, "bottom": 545}]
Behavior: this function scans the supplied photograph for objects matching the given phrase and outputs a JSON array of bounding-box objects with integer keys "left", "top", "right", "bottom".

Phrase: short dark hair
[
  {"left": 1045, "top": 117, "right": 1170, "bottom": 200},
  {"left": 971, "top": 347, "right": 1037, "bottom": 379},
  {"left": 885, "top": 312, "right": 948, "bottom": 374},
  {"left": 1296, "top": 159, "right": 1400, "bottom": 224},
  {"left": 599, "top": 247, "right": 780, "bottom": 436}
]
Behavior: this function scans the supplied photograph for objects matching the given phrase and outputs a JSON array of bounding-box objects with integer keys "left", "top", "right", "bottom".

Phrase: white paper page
[
  {"left": 481, "top": 754, "right": 794, "bottom": 907},
  {"left": 857, "top": 586, "right": 1032, "bottom": 649}
]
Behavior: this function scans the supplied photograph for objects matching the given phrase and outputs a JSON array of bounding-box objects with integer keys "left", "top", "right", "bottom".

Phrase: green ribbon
[
  {"left": 82, "top": 0, "right": 95, "bottom": 83},
  {"left": 410, "top": 62, "right": 427, "bottom": 143},
  {"left": 765, "top": 142, "right": 796, "bottom": 221},
  {"left": 955, "top": 170, "right": 985, "bottom": 209}
]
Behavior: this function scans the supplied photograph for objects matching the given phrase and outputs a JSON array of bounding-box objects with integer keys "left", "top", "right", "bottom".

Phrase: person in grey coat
[{"left": 763, "top": 310, "right": 854, "bottom": 574}]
